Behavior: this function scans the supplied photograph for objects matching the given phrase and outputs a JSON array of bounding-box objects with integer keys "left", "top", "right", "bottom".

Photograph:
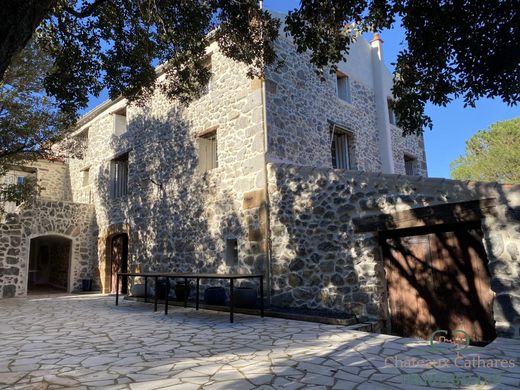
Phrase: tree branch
[{"left": 64, "top": 0, "right": 110, "bottom": 18}]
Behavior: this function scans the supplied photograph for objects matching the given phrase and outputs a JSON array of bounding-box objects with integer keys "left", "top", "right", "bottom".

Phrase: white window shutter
[
  {"left": 113, "top": 114, "right": 127, "bottom": 136},
  {"left": 198, "top": 138, "right": 209, "bottom": 172}
]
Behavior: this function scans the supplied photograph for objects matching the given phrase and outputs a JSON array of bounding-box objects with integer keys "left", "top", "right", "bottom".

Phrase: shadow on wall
[
  {"left": 269, "top": 164, "right": 520, "bottom": 338},
  {"left": 383, "top": 225, "right": 496, "bottom": 345},
  {"left": 93, "top": 105, "right": 243, "bottom": 293}
]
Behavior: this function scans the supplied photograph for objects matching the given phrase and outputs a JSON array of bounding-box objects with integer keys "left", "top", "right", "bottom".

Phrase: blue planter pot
[
  {"left": 234, "top": 287, "right": 257, "bottom": 308},
  {"left": 131, "top": 284, "right": 153, "bottom": 298},
  {"left": 174, "top": 282, "right": 192, "bottom": 301},
  {"left": 204, "top": 286, "right": 226, "bottom": 305}
]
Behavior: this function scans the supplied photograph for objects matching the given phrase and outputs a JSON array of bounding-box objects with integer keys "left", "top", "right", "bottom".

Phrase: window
[
  {"left": 331, "top": 127, "right": 354, "bottom": 170},
  {"left": 404, "top": 154, "right": 417, "bottom": 176},
  {"left": 336, "top": 71, "right": 352, "bottom": 103},
  {"left": 202, "top": 56, "right": 213, "bottom": 94},
  {"left": 75, "top": 128, "right": 89, "bottom": 158},
  {"left": 225, "top": 239, "right": 238, "bottom": 266},
  {"left": 113, "top": 107, "right": 127, "bottom": 136},
  {"left": 82, "top": 168, "right": 90, "bottom": 187},
  {"left": 16, "top": 176, "right": 25, "bottom": 185},
  {"left": 197, "top": 130, "right": 218, "bottom": 172},
  {"left": 110, "top": 154, "right": 128, "bottom": 198},
  {"left": 388, "top": 99, "right": 397, "bottom": 125}
]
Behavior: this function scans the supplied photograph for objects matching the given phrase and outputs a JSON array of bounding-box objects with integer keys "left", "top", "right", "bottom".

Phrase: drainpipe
[{"left": 370, "top": 33, "right": 395, "bottom": 174}]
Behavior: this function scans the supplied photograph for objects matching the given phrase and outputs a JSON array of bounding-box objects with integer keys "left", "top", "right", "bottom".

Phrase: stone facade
[
  {"left": 4, "top": 25, "right": 517, "bottom": 344},
  {"left": 265, "top": 29, "right": 427, "bottom": 176},
  {"left": 267, "top": 163, "right": 520, "bottom": 337},
  {"left": 67, "top": 41, "right": 268, "bottom": 293},
  {"left": 32, "top": 160, "right": 72, "bottom": 201}
]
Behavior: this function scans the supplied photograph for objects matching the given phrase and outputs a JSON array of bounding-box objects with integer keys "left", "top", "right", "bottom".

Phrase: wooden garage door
[{"left": 383, "top": 226, "right": 496, "bottom": 345}]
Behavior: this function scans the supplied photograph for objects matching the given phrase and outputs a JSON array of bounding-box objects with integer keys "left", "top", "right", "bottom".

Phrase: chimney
[{"left": 370, "top": 33, "right": 395, "bottom": 174}]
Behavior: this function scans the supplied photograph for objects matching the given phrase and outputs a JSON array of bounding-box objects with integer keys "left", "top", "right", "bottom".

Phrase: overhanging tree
[
  {"left": 451, "top": 117, "right": 520, "bottom": 184},
  {"left": 1, "top": 0, "right": 519, "bottom": 134},
  {"left": 0, "top": 39, "right": 70, "bottom": 210}
]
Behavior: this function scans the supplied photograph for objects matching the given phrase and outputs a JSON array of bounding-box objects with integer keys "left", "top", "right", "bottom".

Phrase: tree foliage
[
  {"left": 0, "top": 39, "right": 73, "bottom": 173},
  {"left": 0, "top": 176, "right": 40, "bottom": 215},
  {"left": 0, "top": 0, "right": 519, "bottom": 135},
  {"left": 451, "top": 118, "right": 520, "bottom": 184}
]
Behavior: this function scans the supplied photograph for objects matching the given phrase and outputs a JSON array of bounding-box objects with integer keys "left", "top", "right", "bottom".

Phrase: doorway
[
  {"left": 28, "top": 235, "right": 72, "bottom": 294},
  {"left": 383, "top": 223, "right": 496, "bottom": 345},
  {"left": 110, "top": 233, "right": 128, "bottom": 294}
]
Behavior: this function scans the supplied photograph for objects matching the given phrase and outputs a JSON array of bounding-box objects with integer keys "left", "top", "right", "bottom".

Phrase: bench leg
[
  {"left": 184, "top": 278, "right": 188, "bottom": 308},
  {"left": 144, "top": 277, "right": 148, "bottom": 303},
  {"left": 165, "top": 277, "right": 169, "bottom": 315},
  {"left": 116, "top": 274, "right": 119, "bottom": 306},
  {"left": 154, "top": 276, "right": 158, "bottom": 312},
  {"left": 230, "top": 279, "right": 234, "bottom": 323},
  {"left": 196, "top": 278, "right": 200, "bottom": 310},
  {"left": 260, "top": 276, "right": 264, "bottom": 318}
]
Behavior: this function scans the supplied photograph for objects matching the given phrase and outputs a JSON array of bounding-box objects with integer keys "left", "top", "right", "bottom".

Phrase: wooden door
[
  {"left": 383, "top": 226, "right": 496, "bottom": 345},
  {"left": 110, "top": 234, "right": 128, "bottom": 294}
]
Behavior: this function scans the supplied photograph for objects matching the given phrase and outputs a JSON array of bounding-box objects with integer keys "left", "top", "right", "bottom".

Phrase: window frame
[
  {"left": 197, "top": 128, "right": 218, "bottom": 172},
  {"left": 113, "top": 107, "right": 128, "bottom": 136},
  {"left": 330, "top": 125, "right": 354, "bottom": 170},
  {"left": 404, "top": 154, "right": 417, "bottom": 176},
  {"left": 202, "top": 55, "right": 213, "bottom": 95},
  {"left": 110, "top": 153, "right": 129, "bottom": 199},
  {"left": 336, "top": 70, "right": 352, "bottom": 104},
  {"left": 387, "top": 98, "right": 397, "bottom": 126},
  {"left": 81, "top": 167, "right": 90, "bottom": 187}
]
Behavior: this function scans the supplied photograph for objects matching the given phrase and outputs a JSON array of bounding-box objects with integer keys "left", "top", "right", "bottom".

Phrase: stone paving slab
[{"left": 0, "top": 294, "right": 519, "bottom": 389}]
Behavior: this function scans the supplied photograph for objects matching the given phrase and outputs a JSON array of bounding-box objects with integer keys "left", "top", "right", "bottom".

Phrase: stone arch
[
  {"left": 24, "top": 232, "right": 76, "bottom": 294},
  {"left": 97, "top": 223, "right": 132, "bottom": 293}
]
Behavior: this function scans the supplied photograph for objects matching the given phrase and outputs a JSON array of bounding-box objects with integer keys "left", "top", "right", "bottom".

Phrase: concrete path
[{"left": 0, "top": 294, "right": 519, "bottom": 389}]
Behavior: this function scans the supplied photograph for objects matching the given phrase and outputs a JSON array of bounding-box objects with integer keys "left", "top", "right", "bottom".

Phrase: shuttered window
[
  {"left": 331, "top": 129, "right": 354, "bottom": 170},
  {"left": 404, "top": 154, "right": 417, "bottom": 176},
  {"left": 336, "top": 71, "right": 352, "bottom": 103},
  {"left": 110, "top": 154, "right": 128, "bottom": 198},
  {"left": 113, "top": 108, "right": 127, "bottom": 136},
  {"left": 197, "top": 131, "right": 218, "bottom": 172}
]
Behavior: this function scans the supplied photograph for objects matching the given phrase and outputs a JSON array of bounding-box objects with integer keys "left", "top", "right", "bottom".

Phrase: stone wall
[
  {"left": 266, "top": 163, "right": 520, "bottom": 338},
  {"left": 390, "top": 125, "right": 428, "bottom": 176},
  {"left": 265, "top": 33, "right": 427, "bottom": 176},
  {"left": 67, "top": 43, "right": 268, "bottom": 293},
  {"left": 26, "top": 160, "right": 72, "bottom": 202},
  {"left": 0, "top": 200, "right": 96, "bottom": 297}
]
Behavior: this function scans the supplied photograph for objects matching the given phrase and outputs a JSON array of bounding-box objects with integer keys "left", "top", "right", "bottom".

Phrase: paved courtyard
[{"left": 0, "top": 294, "right": 519, "bottom": 390}]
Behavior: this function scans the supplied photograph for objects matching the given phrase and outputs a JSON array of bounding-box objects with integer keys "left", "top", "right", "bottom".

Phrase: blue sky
[{"left": 85, "top": 0, "right": 519, "bottom": 178}]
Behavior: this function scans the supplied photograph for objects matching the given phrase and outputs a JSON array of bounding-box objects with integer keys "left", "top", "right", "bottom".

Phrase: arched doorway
[
  {"left": 110, "top": 233, "right": 128, "bottom": 294},
  {"left": 28, "top": 235, "right": 72, "bottom": 294}
]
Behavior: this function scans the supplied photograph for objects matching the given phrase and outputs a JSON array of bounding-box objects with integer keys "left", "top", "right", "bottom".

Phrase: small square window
[
  {"left": 202, "top": 56, "right": 213, "bottom": 95},
  {"left": 404, "top": 154, "right": 417, "bottom": 176},
  {"left": 82, "top": 168, "right": 90, "bottom": 187},
  {"left": 225, "top": 239, "right": 238, "bottom": 266},
  {"left": 16, "top": 176, "right": 25, "bottom": 185},
  {"left": 113, "top": 107, "right": 127, "bottom": 136},
  {"left": 197, "top": 130, "right": 218, "bottom": 172},
  {"left": 336, "top": 71, "right": 352, "bottom": 103},
  {"left": 388, "top": 99, "right": 397, "bottom": 125}
]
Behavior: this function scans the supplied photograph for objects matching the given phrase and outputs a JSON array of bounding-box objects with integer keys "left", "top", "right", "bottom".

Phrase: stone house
[{"left": 1, "top": 26, "right": 519, "bottom": 341}]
